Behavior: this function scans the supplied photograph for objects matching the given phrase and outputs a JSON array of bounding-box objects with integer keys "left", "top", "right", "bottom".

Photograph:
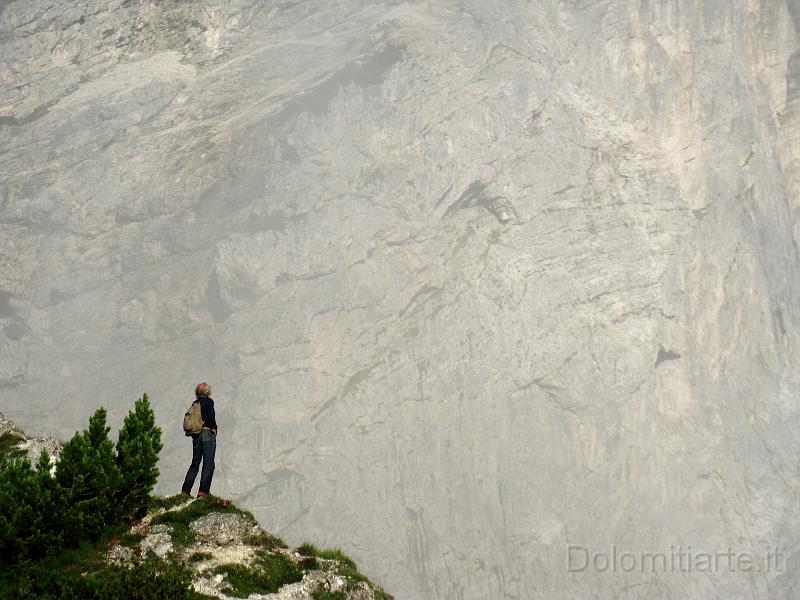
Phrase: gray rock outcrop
[
  {"left": 140, "top": 523, "right": 174, "bottom": 559},
  {"left": 0, "top": 411, "right": 61, "bottom": 466},
  {"left": 190, "top": 512, "right": 259, "bottom": 545},
  {"left": 2, "top": 1, "right": 800, "bottom": 599},
  {"left": 120, "top": 497, "right": 388, "bottom": 600}
]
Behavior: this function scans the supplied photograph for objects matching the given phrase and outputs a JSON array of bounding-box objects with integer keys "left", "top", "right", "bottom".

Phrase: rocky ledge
[
  {"left": 0, "top": 411, "right": 61, "bottom": 467},
  {"left": 0, "top": 412, "right": 391, "bottom": 600},
  {"left": 106, "top": 495, "right": 391, "bottom": 600}
]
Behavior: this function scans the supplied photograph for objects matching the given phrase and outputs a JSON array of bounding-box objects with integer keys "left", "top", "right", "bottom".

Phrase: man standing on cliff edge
[{"left": 181, "top": 381, "right": 218, "bottom": 497}]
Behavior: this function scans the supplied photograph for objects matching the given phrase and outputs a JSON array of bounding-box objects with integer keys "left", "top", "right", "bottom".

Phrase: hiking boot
[
  {"left": 180, "top": 491, "right": 191, "bottom": 497},
  {"left": 197, "top": 491, "right": 209, "bottom": 498}
]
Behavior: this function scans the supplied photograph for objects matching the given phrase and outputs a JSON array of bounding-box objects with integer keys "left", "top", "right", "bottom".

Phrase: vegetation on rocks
[
  {"left": 0, "top": 431, "right": 25, "bottom": 461},
  {"left": 115, "top": 396, "right": 164, "bottom": 518},
  {"left": 150, "top": 496, "right": 233, "bottom": 548},
  {"left": 312, "top": 589, "right": 347, "bottom": 600},
  {"left": 0, "top": 395, "right": 160, "bottom": 563},
  {"left": 6, "top": 551, "right": 213, "bottom": 600},
  {"left": 298, "top": 543, "right": 392, "bottom": 600},
  {"left": 214, "top": 551, "right": 302, "bottom": 597},
  {"left": 0, "top": 403, "right": 392, "bottom": 600},
  {"left": 132, "top": 496, "right": 391, "bottom": 599}
]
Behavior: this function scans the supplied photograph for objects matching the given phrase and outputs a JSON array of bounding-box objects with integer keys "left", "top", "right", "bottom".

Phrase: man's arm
[{"left": 205, "top": 398, "right": 218, "bottom": 434}]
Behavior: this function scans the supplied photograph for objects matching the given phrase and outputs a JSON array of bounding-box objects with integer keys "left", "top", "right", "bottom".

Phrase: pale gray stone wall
[{"left": 2, "top": 1, "right": 799, "bottom": 598}]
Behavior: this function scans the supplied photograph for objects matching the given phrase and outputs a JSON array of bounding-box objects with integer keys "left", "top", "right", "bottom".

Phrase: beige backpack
[{"left": 183, "top": 400, "right": 203, "bottom": 436}]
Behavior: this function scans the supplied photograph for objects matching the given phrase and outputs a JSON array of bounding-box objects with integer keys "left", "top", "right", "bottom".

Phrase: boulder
[{"left": 189, "top": 512, "right": 258, "bottom": 545}]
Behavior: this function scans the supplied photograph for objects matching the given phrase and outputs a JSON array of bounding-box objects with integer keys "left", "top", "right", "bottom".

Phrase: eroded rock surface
[
  {"left": 2, "top": 2, "right": 800, "bottom": 599},
  {"left": 118, "top": 497, "right": 388, "bottom": 600},
  {"left": 0, "top": 411, "right": 61, "bottom": 466},
  {"left": 190, "top": 512, "right": 259, "bottom": 545},
  {"left": 140, "top": 523, "right": 174, "bottom": 559}
]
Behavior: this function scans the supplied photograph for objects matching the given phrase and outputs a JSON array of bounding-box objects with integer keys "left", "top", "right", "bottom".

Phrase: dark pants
[{"left": 181, "top": 429, "right": 216, "bottom": 494}]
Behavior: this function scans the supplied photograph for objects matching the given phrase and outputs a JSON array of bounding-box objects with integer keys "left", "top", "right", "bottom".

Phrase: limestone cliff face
[{"left": 1, "top": 2, "right": 799, "bottom": 599}]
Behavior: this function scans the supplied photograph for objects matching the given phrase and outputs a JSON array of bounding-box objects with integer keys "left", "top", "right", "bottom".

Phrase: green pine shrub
[
  {"left": 1, "top": 396, "right": 164, "bottom": 565},
  {"left": 0, "top": 431, "right": 25, "bottom": 461},
  {"left": 0, "top": 451, "right": 68, "bottom": 562},
  {"left": 2, "top": 553, "right": 215, "bottom": 600},
  {"left": 55, "top": 408, "right": 122, "bottom": 542},
  {"left": 115, "top": 394, "right": 163, "bottom": 518}
]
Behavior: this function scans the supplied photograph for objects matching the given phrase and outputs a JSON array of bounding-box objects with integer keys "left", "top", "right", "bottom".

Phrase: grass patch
[
  {"left": 214, "top": 550, "right": 302, "bottom": 597},
  {"left": 0, "top": 431, "right": 25, "bottom": 461},
  {"left": 148, "top": 494, "right": 192, "bottom": 512},
  {"left": 318, "top": 548, "right": 356, "bottom": 568},
  {"left": 335, "top": 561, "right": 368, "bottom": 584},
  {"left": 188, "top": 551, "right": 213, "bottom": 563},
  {"left": 121, "top": 532, "right": 144, "bottom": 548},
  {"left": 297, "top": 543, "right": 392, "bottom": 599},
  {"left": 295, "top": 542, "right": 320, "bottom": 569},
  {"left": 297, "top": 543, "right": 355, "bottom": 567},
  {"left": 312, "top": 587, "right": 346, "bottom": 600},
  {"left": 244, "top": 530, "right": 287, "bottom": 551},
  {"left": 367, "top": 583, "right": 393, "bottom": 600},
  {"left": 297, "top": 542, "right": 320, "bottom": 556}
]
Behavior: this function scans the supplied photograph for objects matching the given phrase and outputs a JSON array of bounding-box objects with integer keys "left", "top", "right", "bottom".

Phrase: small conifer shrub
[
  {"left": 55, "top": 407, "right": 122, "bottom": 543},
  {"left": 1, "top": 394, "right": 163, "bottom": 564},
  {"left": 0, "top": 451, "right": 66, "bottom": 561},
  {"left": 116, "top": 393, "right": 163, "bottom": 518}
]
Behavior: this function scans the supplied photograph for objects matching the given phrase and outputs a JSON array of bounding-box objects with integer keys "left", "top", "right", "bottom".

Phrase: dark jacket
[{"left": 197, "top": 396, "right": 218, "bottom": 432}]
